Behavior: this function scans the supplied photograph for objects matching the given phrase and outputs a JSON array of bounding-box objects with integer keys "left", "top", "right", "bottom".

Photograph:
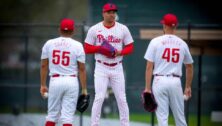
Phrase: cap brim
[{"left": 103, "top": 9, "right": 118, "bottom": 12}]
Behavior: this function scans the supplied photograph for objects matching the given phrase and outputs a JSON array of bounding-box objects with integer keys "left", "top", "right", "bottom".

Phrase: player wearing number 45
[
  {"left": 40, "top": 18, "right": 88, "bottom": 126},
  {"left": 143, "top": 13, "right": 194, "bottom": 126}
]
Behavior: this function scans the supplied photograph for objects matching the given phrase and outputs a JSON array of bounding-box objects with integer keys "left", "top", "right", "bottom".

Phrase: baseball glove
[
  {"left": 98, "top": 39, "right": 116, "bottom": 58},
  {"left": 141, "top": 92, "right": 157, "bottom": 112},
  {"left": 76, "top": 94, "right": 90, "bottom": 113}
]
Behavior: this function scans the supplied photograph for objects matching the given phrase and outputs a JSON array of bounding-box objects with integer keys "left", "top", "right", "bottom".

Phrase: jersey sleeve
[
  {"left": 84, "top": 27, "right": 96, "bottom": 45},
  {"left": 41, "top": 41, "right": 49, "bottom": 59},
  {"left": 123, "top": 26, "right": 134, "bottom": 45},
  {"left": 77, "top": 44, "right": 86, "bottom": 63},
  {"left": 183, "top": 44, "right": 193, "bottom": 64},
  {"left": 144, "top": 40, "right": 155, "bottom": 62}
]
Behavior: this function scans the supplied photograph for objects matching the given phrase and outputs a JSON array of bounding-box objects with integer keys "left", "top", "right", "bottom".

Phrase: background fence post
[
  {"left": 197, "top": 47, "right": 203, "bottom": 126},
  {"left": 24, "top": 32, "right": 29, "bottom": 113}
]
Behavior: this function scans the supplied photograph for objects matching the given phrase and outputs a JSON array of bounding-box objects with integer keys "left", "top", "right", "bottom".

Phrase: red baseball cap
[
  {"left": 60, "top": 18, "right": 74, "bottom": 31},
  {"left": 103, "top": 3, "right": 118, "bottom": 12},
  {"left": 160, "top": 13, "right": 178, "bottom": 27}
]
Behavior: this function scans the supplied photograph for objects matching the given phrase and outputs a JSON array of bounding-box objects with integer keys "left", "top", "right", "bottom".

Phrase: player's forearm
[
  {"left": 78, "top": 62, "right": 87, "bottom": 94},
  {"left": 84, "top": 43, "right": 101, "bottom": 54},
  {"left": 120, "top": 43, "right": 133, "bottom": 56},
  {"left": 40, "top": 70, "right": 47, "bottom": 86},
  {"left": 185, "top": 64, "right": 193, "bottom": 88},
  {"left": 145, "top": 61, "right": 153, "bottom": 92},
  {"left": 40, "top": 60, "right": 48, "bottom": 86},
  {"left": 79, "top": 70, "right": 87, "bottom": 89}
]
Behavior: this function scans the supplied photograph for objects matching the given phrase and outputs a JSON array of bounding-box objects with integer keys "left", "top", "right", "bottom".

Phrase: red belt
[
  {"left": 52, "top": 74, "right": 76, "bottom": 77},
  {"left": 97, "top": 60, "right": 122, "bottom": 67},
  {"left": 154, "top": 74, "right": 180, "bottom": 78}
]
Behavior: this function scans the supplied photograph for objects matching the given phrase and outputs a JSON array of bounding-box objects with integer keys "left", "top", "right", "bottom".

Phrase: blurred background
[{"left": 0, "top": 0, "right": 222, "bottom": 126}]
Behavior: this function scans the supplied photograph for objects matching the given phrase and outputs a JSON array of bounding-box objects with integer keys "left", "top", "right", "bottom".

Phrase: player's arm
[
  {"left": 78, "top": 61, "right": 87, "bottom": 95},
  {"left": 184, "top": 63, "right": 193, "bottom": 98},
  {"left": 145, "top": 60, "right": 154, "bottom": 93},
  {"left": 40, "top": 59, "right": 49, "bottom": 96},
  {"left": 84, "top": 43, "right": 101, "bottom": 54},
  {"left": 116, "top": 25, "right": 134, "bottom": 56},
  {"left": 84, "top": 27, "right": 99, "bottom": 54},
  {"left": 115, "top": 43, "right": 134, "bottom": 56}
]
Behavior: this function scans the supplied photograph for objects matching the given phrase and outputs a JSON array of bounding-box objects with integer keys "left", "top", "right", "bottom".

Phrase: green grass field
[
  {"left": 1, "top": 107, "right": 221, "bottom": 126},
  {"left": 106, "top": 113, "right": 222, "bottom": 126}
]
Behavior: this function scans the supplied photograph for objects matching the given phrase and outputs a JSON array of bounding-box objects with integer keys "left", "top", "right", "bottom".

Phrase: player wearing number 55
[
  {"left": 143, "top": 13, "right": 193, "bottom": 126},
  {"left": 40, "top": 18, "right": 88, "bottom": 126}
]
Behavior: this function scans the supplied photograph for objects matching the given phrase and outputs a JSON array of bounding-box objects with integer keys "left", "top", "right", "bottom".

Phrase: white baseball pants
[
  {"left": 152, "top": 76, "right": 187, "bottom": 126},
  {"left": 91, "top": 62, "right": 129, "bottom": 126},
  {"left": 46, "top": 76, "right": 79, "bottom": 124}
]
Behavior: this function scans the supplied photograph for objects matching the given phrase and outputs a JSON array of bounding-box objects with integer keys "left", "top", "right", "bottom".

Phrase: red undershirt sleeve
[
  {"left": 120, "top": 43, "right": 134, "bottom": 56},
  {"left": 84, "top": 43, "right": 101, "bottom": 54}
]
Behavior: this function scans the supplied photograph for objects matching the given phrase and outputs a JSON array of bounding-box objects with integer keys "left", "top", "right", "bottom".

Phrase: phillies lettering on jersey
[
  {"left": 85, "top": 22, "right": 133, "bottom": 63},
  {"left": 97, "top": 34, "right": 121, "bottom": 43},
  {"left": 41, "top": 37, "right": 85, "bottom": 76},
  {"left": 144, "top": 34, "right": 193, "bottom": 76}
]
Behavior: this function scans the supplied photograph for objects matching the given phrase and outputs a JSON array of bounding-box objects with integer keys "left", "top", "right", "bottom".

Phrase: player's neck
[
  {"left": 61, "top": 35, "right": 72, "bottom": 38},
  {"left": 164, "top": 26, "right": 176, "bottom": 35},
  {"left": 103, "top": 21, "right": 115, "bottom": 29},
  {"left": 59, "top": 30, "right": 74, "bottom": 37},
  {"left": 164, "top": 29, "right": 175, "bottom": 35}
]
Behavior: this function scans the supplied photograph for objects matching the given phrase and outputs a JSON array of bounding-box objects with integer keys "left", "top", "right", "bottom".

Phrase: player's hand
[
  {"left": 144, "top": 88, "right": 152, "bottom": 93},
  {"left": 81, "top": 88, "right": 88, "bottom": 95},
  {"left": 114, "top": 50, "right": 121, "bottom": 57},
  {"left": 184, "top": 86, "right": 191, "bottom": 99},
  {"left": 40, "top": 85, "right": 48, "bottom": 97}
]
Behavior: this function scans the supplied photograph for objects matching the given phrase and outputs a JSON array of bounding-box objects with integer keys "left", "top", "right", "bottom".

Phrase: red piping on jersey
[
  {"left": 84, "top": 43, "right": 100, "bottom": 54},
  {"left": 103, "top": 22, "right": 115, "bottom": 29},
  {"left": 120, "top": 43, "right": 134, "bottom": 56}
]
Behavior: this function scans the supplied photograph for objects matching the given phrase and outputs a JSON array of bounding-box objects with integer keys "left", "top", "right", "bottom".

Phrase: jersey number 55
[{"left": 52, "top": 50, "right": 70, "bottom": 66}]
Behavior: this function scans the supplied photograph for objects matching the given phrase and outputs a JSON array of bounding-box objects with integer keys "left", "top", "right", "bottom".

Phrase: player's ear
[
  {"left": 71, "top": 30, "right": 75, "bottom": 35},
  {"left": 102, "top": 12, "right": 105, "bottom": 19},
  {"left": 58, "top": 28, "right": 61, "bottom": 34}
]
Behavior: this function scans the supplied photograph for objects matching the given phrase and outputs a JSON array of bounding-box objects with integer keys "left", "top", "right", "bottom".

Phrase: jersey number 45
[
  {"left": 52, "top": 50, "right": 70, "bottom": 66},
  {"left": 162, "top": 48, "right": 180, "bottom": 63}
]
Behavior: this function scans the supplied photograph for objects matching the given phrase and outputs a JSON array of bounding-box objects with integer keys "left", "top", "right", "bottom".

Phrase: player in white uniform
[
  {"left": 40, "top": 18, "right": 88, "bottom": 126},
  {"left": 144, "top": 13, "right": 194, "bottom": 126},
  {"left": 84, "top": 3, "right": 134, "bottom": 126}
]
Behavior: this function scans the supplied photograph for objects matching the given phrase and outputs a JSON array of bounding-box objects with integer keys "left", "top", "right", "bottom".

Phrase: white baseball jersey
[
  {"left": 85, "top": 21, "right": 133, "bottom": 62},
  {"left": 144, "top": 34, "right": 193, "bottom": 76},
  {"left": 41, "top": 37, "right": 85, "bottom": 76},
  {"left": 41, "top": 36, "right": 84, "bottom": 124},
  {"left": 85, "top": 22, "right": 133, "bottom": 126}
]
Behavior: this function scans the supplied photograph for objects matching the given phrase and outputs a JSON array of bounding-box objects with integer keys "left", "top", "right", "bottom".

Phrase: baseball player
[
  {"left": 144, "top": 13, "right": 194, "bottom": 126},
  {"left": 40, "top": 18, "right": 88, "bottom": 126},
  {"left": 84, "top": 3, "right": 134, "bottom": 126}
]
